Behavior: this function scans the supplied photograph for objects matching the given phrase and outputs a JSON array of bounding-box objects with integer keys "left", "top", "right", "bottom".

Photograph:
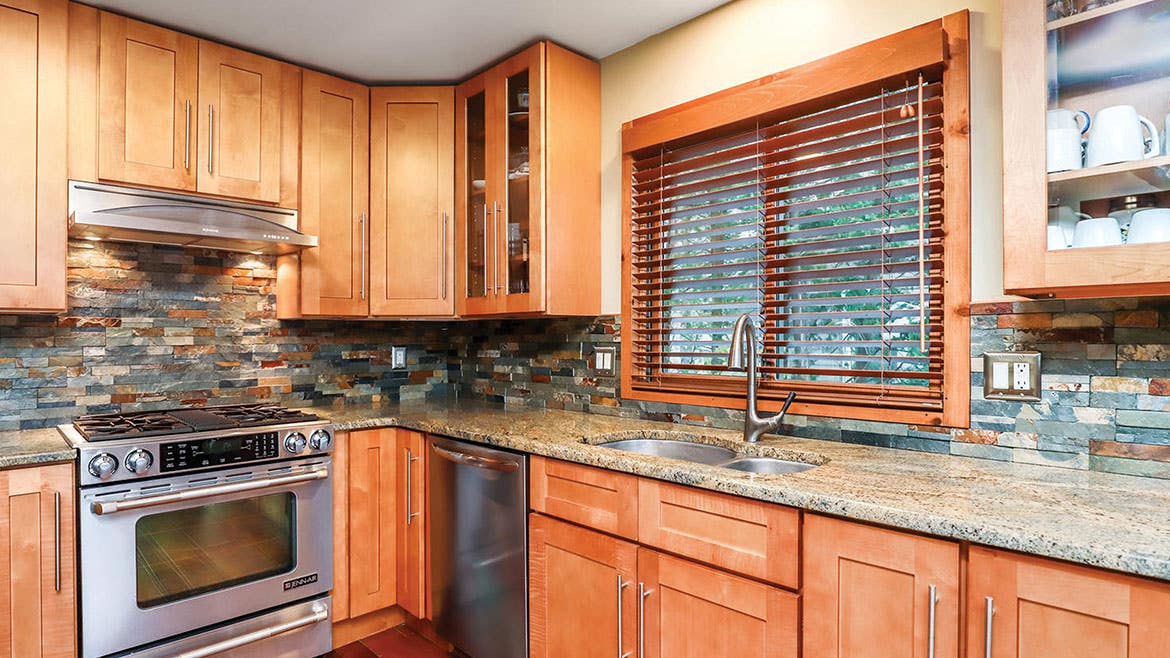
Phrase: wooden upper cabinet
[
  {"left": 529, "top": 513, "right": 638, "bottom": 658},
  {"left": 0, "top": 0, "right": 67, "bottom": 313},
  {"left": 98, "top": 13, "right": 198, "bottom": 191},
  {"left": 370, "top": 87, "right": 455, "bottom": 317},
  {"left": 968, "top": 546, "right": 1170, "bottom": 658},
  {"left": 396, "top": 429, "right": 429, "bottom": 619},
  {"left": 346, "top": 429, "right": 397, "bottom": 617},
  {"left": 299, "top": 70, "right": 370, "bottom": 317},
  {"left": 197, "top": 41, "right": 284, "bottom": 203},
  {"left": 803, "top": 515, "right": 960, "bottom": 658},
  {"left": 638, "top": 548, "right": 799, "bottom": 658},
  {"left": 0, "top": 463, "right": 77, "bottom": 658},
  {"left": 455, "top": 41, "right": 600, "bottom": 317}
]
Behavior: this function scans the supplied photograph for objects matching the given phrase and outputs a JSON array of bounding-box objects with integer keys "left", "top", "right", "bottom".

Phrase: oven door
[{"left": 79, "top": 458, "right": 332, "bottom": 658}]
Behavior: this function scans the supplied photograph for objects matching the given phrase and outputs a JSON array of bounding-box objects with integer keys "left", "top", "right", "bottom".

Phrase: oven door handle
[
  {"left": 173, "top": 601, "right": 329, "bottom": 658},
  {"left": 90, "top": 468, "right": 328, "bottom": 515}
]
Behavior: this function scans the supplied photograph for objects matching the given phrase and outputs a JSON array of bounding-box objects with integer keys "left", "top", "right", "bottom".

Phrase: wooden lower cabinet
[
  {"left": 530, "top": 456, "right": 638, "bottom": 540},
  {"left": 346, "top": 428, "right": 398, "bottom": 617},
  {"left": 0, "top": 463, "right": 76, "bottom": 658},
  {"left": 529, "top": 513, "right": 797, "bottom": 658},
  {"left": 396, "top": 429, "right": 428, "bottom": 619},
  {"left": 968, "top": 546, "right": 1170, "bottom": 658},
  {"left": 803, "top": 514, "right": 960, "bottom": 658}
]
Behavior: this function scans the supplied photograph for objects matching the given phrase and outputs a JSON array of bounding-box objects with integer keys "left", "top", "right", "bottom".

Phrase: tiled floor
[{"left": 323, "top": 625, "right": 451, "bottom": 658}]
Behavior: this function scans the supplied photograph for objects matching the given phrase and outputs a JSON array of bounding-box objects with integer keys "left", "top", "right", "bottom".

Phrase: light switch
[
  {"left": 594, "top": 346, "right": 616, "bottom": 375},
  {"left": 983, "top": 351, "right": 1041, "bottom": 401}
]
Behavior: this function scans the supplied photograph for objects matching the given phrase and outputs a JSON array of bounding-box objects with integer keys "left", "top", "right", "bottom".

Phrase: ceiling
[{"left": 85, "top": 0, "right": 731, "bottom": 83}]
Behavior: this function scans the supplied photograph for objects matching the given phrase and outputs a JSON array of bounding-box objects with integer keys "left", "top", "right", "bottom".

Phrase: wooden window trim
[{"left": 620, "top": 12, "right": 971, "bottom": 429}]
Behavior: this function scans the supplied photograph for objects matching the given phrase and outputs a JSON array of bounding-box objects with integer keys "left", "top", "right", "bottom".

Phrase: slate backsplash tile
[{"left": 5, "top": 241, "right": 1170, "bottom": 479}]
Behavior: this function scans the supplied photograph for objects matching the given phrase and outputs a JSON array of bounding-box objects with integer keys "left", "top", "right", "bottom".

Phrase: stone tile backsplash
[{"left": 2, "top": 241, "right": 1169, "bottom": 479}]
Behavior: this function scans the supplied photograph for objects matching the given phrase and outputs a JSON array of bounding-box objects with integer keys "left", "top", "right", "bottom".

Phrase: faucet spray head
[{"left": 727, "top": 314, "right": 752, "bottom": 370}]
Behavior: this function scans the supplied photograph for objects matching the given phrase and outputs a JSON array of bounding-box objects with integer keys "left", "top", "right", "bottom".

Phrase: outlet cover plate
[
  {"left": 391, "top": 346, "right": 407, "bottom": 369},
  {"left": 983, "top": 351, "right": 1041, "bottom": 401}
]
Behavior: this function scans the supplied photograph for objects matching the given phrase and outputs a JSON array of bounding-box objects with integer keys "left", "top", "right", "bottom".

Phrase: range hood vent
[{"left": 68, "top": 181, "right": 316, "bottom": 255}]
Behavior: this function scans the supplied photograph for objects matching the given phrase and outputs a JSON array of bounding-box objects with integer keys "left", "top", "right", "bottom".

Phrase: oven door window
[{"left": 135, "top": 492, "right": 296, "bottom": 608}]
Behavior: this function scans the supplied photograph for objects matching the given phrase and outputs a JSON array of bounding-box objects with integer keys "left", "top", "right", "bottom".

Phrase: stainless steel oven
[{"left": 62, "top": 404, "right": 336, "bottom": 658}]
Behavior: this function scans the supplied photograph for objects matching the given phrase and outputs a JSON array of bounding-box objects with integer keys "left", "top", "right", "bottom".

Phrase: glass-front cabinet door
[
  {"left": 1003, "top": 0, "right": 1170, "bottom": 296},
  {"left": 457, "top": 43, "right": 546, "bottom": 315}
]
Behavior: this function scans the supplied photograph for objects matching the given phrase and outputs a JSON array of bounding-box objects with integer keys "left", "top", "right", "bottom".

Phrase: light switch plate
[
  {"left": 391, "top": 346, "right": 407, "bottom": 369},
  {"left": 983, "top": 351, "right": 1041, "bottom": 401},
  {"left": 594, "top": 346, "right": 616, "bottom": 375}
]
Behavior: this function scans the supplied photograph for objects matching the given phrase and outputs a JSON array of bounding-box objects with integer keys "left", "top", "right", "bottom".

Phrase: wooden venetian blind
[{"left": 628, "top": 73, "right": 947, "bottom": 412}]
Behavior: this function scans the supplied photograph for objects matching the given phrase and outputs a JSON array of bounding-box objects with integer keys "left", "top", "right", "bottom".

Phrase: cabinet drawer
[
  {"left": 638, "top": 479, "right": 800, "bottom": 589},
  {"left": 530, "top": 457, "right": 638, "bottom": 540}
]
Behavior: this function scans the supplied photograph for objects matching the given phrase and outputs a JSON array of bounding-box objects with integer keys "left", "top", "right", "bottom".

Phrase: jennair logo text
[{"left": 283, "top": 573, "right": 319, "bottom": 591}]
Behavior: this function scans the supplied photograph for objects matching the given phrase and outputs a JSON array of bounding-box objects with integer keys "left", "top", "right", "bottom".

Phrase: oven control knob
[
  {"left": 309, "top": 429, "right": 332, "bottom": 451},
  {"left": 284, "top": 432, "right": 307, "bottom": 454},
  {"left": 88, "top": 453, "right": 118, "bottom": 480},
  {"left": 125, "top": 449, "right": 154, "bottom": 475}
]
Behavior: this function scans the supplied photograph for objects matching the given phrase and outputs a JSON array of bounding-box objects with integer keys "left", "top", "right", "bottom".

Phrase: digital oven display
[{"left": 160, "top": 432, "right": 281, "bottom": 472}]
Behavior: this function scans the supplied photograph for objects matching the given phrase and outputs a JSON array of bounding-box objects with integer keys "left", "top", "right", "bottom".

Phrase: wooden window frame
[{"left": 620, "top": 12, "right": 971, "bottom": 428}]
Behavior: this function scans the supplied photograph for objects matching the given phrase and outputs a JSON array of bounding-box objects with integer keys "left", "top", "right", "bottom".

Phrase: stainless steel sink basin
[
  {"left": 597, "top": 438, "right": 736, "bottom": 465},
  {"left": 720, "top": 457, "right": 816, "bottom": 475}
]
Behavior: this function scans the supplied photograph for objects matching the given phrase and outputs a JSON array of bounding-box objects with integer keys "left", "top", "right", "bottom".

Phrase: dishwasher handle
[{"left": 430, "top": 442, "right": 520, "bottom": 472}]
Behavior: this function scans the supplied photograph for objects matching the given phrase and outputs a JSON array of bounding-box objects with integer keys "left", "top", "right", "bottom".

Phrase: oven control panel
[{"left": 160, "top": 432, "right": 282, "bottom": 472}]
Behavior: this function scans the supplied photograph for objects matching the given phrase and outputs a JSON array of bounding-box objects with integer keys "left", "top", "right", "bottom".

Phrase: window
[{"left": 621, "top": 13, "right": 970, "bottom": 427}]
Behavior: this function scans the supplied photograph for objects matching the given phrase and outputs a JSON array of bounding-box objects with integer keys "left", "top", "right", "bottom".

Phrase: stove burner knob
[
  {"left": 88, "top": 453, "right": 118, "bottom": 480},
  {"left": 125, "top": 449, "right": 154, "bottom": 475},
  {"left": 309, "top": 429, "right": 332, "bottom": 451},
  {"left": 284, "top": 432, "right": 308, "bottom": 455}
]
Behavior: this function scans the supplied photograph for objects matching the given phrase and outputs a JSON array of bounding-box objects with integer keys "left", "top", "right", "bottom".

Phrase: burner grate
[{"left": 72, "top": 404, "right": 321, "bottom": 441}]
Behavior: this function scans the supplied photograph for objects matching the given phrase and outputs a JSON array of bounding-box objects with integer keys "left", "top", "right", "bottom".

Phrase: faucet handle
[{"left": 779, "top": 391, "right": 796, "bottom": 416}]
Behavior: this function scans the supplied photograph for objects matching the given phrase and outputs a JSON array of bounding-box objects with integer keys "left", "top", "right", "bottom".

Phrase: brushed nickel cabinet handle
[
  {"left": 638, "top": 582, "right": 651, "bottom": 658},
  {"left": 617, "top": 576, "right": 631, "bottom": 658},
  {"left": 928, "top": 584, "right": 939, "bottom": 658},
  {"left": 405, "top": 447, "right": 420, "bottom": 525},
  {"left": 984, "top": 596, "right": 994, "bottom": 658},
  {"left": 493, "top": 201, "right": 503, "bottom": 293},
  {"left": 482, "top": 204, "right": 490, "bottom": 296},
  {"left": 184, "top": 100, "right": 191, "bottom": 170},
  {"left": 54, "top": 492, "right": 61, "bottom": 592},
  {"left": 207, "top": 104, "right": 214, "bottom": 174},
  {"left": 441, "top": 211, "right": 448, "bottom": 300},
  {"left": 359, "top": 213, "right": 367, "bottom": 300}
]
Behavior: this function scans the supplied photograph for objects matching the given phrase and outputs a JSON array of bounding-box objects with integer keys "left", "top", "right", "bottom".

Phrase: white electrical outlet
[
  {"left": 1012, "top": 362, "right": 1030, "bottom": 391},
  {"left": 391, "top": 346, "right": 407, "bottom": 369}
]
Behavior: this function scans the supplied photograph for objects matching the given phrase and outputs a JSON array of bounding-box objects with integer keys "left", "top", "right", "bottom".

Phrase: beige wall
[{"left": 597, "top": 0, "right": 1004, "bottom": 313}]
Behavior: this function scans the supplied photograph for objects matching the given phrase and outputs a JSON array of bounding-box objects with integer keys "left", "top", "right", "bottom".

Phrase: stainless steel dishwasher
[{"left": 429, "top": 436, "right": 527, "bottom": 658}]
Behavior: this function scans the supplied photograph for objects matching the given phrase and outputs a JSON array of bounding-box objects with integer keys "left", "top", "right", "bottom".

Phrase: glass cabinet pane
[
  {"left": 466, "top": 90, "right": 489, "bottom": 298},
  {"left": 505, "top": 70, "right": 531, "bottom": 295},
  {"left": 1045, "top": 0, "right": 1170, "bottom": 251}
]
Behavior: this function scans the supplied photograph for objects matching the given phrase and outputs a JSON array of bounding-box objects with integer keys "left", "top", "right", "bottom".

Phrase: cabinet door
[
  {"left": 331, "top": 431, "right": 350, "bottom": 622},
  {"left": 804, "top": 515, "right": 960, "bottom": 658},
  {"left": 968, "top": 546, "right": 1170, "bottom": 658},
  {"left": 197, "top": 40, "right": 283, "bottom": 202},
  {"left": 0, "top": 463, "right": 76, "bottom": 658},
  {"left": 529, "top": 513, "right": 638, "bottom": 658},
  {"left": 0, "top": 0, "right": 66, "bottom": 313},
  {"left": 638, "top": 548, "right": 798, "bottom": 658},
  {"left": 455, "top": 71, "right": 498, "bottom": 315},
  {"left": 396, "top": 429, "right": 428, "bottom": 618},
  {"left": 530, "top": 457, "right": 639, "bottom": 540},
  {"left": 300, "top": 70, "right": 369, "bottom": 316},
  {"left": 347, "top": 429, "right": 397, "bottom": 617},
  {"left": 98, "top": 12, "right": 197, "bottom": 191},
  {"left": 370, "top": 87, "right": 455, "bottom": 317}
]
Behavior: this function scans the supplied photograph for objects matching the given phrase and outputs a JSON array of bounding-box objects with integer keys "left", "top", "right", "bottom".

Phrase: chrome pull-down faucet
[{"left": 728, "top": 314, "right": 796, "bottom": 443}]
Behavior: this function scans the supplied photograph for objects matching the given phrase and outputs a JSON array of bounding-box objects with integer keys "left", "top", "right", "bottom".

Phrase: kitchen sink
[
  {"left": 596, "top": 438, "right": 736, "bottom": 465},
  {"left": 719, "top": 456, "right": 817, "bottom": 475}
]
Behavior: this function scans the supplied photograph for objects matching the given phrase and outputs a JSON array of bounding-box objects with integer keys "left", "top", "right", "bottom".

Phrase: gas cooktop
[{"left": 71, "top": 403, "right": 322, "bottom": 442}]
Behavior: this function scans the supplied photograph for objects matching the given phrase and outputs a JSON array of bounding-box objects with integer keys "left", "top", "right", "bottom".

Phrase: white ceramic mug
[
  {"left": 1047, "top": 223, "right": 1070, "bottom": 250},
  {"left": 1049, "top": 206, "right": 1089, "bottom": 245},
  {"left": 1086, "top": 105, "right": 1160, "bottom": 167},
  {"left": 1128, "top": 208, "right": 1170, "bottom": 244},
  {"left": 1047, "top": 108, "right": 1091, "bottom": 134},
  {"left": 1072, "top": 216, "right": 1124, "bottom": 248},
  {"left": 1047, "top": 127, "right": 1084, "bottom": 172}
]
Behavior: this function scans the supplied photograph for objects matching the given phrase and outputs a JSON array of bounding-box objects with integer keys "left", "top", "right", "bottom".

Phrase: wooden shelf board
[
  {"left": 1048, "top": 154, "right": 1170, "bottom": 202},
  {"left": 1047, "top": 0, "right": 1158, "bottom": 31}
]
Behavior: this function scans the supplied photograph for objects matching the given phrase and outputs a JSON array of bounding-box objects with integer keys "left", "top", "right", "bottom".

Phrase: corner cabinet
[
  {"left": 456, "top": 41, "right": 601, "bottom": 317},
  {"left": 1003, "top": 0, "right": 1170, "bottom": 297},
  {"left": 0, "top": 463, "right": 77, "bottom": 658},
  {"left": 0, "top": 0, "right": 67, "bottom": 313}
]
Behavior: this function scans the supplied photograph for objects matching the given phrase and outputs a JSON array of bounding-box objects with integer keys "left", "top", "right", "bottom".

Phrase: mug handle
[
  {"left": 1140, "top": 115, "right": 1160, "bottom": 158},
  {"left": 1075, "top": 110, "right": 1091, "bottom": 135}
]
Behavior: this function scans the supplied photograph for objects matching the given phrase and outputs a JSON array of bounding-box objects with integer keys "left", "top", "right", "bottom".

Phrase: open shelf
[
  {"left": 1047, "top": 0, "right": 1158, "bottom": 30},
  {"left": 1048, "top": 154, "right": 1170, "bottom": 201}
]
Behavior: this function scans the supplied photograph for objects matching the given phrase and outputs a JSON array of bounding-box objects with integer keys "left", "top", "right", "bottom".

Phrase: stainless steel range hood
[{"left": 68, "top": 181, "right": 316, "bottom": 255}]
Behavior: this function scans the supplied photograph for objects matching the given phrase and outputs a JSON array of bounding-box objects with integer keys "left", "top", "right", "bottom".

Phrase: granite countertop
[
  {"left": 0, "top": 428, "right": 76, "bottom": 470},
  {"left": 320, "top": 399, "right": 1170, "bottom": 581}
]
